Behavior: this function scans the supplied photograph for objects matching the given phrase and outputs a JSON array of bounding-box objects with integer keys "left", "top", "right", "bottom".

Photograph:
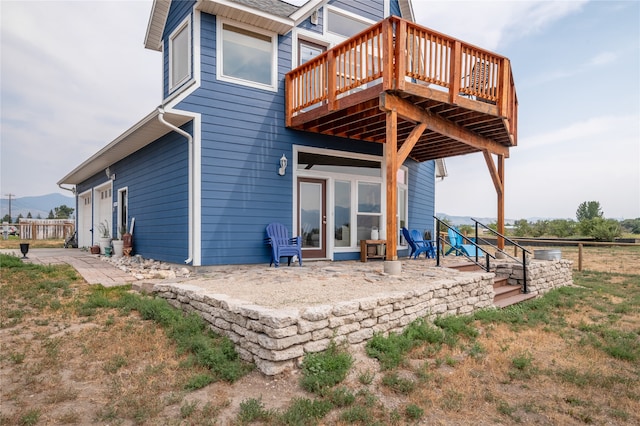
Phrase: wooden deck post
[
  {"left": 497, "top": 154, "right": 505, "bottom": 249},
  {"left": 385, "top": 108, "right": 398, "bottom": 261}
]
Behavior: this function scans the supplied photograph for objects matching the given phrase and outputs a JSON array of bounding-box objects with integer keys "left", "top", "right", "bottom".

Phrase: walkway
[{"left": 1, "top": 248, "right": 134, "bottom": 287}]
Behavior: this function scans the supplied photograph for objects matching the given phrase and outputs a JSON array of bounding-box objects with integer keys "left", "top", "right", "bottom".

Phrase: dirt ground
[{"left": 1, "top": 245, "right": 638, "bottom": 425}]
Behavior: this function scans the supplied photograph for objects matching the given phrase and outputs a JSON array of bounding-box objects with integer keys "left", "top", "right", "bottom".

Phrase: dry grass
[{"left": 1, "top": 246, "right": 639, "bottom": 425}]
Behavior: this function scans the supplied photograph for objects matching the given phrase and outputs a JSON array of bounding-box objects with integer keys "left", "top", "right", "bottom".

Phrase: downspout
[{"left": 158, "top": 108, "right": 194, "bottom": 264}]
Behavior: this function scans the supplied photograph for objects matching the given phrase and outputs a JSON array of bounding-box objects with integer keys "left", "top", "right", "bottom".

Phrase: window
[
  {"left": 357, "top": 182, "right": 381, "bottom": 242},
  {"left": 334, "top": 180, "right": 351, "bottom": 247},
  {"left": 326, "top": 8, "right": 370, "bottom": 38},
  {"left": 169, "top": 19, "right": 191, "bottom": 90},
  {"left": 218, "top": 21, "right": 277, "bottom": 90},
  {"left": 298, "top": 39, "right": 326, "bottom": 66}
]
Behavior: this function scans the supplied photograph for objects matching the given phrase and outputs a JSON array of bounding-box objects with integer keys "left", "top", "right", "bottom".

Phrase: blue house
[{"left": 58, "top": 0, "right": 517, "bottom": 269}]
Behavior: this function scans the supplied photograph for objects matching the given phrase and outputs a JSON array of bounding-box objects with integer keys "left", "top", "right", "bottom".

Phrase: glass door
[{"left": 298, "top": 178, "right": 327, "bottom": 259}]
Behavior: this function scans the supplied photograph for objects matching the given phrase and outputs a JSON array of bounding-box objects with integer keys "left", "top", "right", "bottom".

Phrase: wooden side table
[{"left": 360, "top": 239, "right": 387, "bottom": 262}]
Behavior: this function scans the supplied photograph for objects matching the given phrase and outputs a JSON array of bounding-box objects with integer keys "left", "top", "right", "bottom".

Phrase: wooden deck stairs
[{"left": 447, "top": 263, "right": 535, "bottom": 308}]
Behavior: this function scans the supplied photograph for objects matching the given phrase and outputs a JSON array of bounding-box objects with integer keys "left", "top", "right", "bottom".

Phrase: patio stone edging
[{"left": 152, "top": 271, "right": 495, "bottom": 375}]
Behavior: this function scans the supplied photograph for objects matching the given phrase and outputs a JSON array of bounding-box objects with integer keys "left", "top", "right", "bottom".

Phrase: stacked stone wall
[
  {"left": 153, "top": 272, "right": 495, "bottom": 375},
  {"left": 495, "top": 259, "right": 573, "bottom": 295}
]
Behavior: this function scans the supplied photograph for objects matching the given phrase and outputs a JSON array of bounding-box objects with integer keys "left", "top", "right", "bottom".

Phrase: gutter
[
  {"left": 58, "top": 184, "right": 76, "bottom": 194},
  {"left": 157, "top": 108, "right": 194, "bottom": 265}
]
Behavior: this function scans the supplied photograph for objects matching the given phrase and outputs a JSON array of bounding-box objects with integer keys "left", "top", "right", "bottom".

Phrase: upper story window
[
  {"left": 326, "top": 7, "right": 371, "bottom": 39},
  {"left": 169, "top": 18, "right": 191, "bottom": 91},
  {"left": 217, "top": 21, "right": 277, "bottom": 91}
]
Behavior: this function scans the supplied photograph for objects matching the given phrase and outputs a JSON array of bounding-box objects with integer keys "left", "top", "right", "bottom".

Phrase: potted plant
[
  {"left": 97, "top": 220, "right": 112, "bottom": 255},
  {"left": 111, "top": 225, "right": 126, "bottom": 258}
]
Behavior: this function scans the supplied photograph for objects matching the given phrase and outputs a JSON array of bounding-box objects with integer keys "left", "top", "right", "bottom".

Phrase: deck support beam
[{"left": 379, "top": 92, "right": 509, "bottom": 158}]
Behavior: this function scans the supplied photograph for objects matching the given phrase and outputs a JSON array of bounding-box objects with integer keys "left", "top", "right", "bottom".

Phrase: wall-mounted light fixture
[
  {"left": 105, "top": 167, "right": 116, "bottom": 181},
  {"left": 310, "top": 9, "right": 319, "bottom": 25},
  {"left": 278, "top": 154, "right": 288, "bottom": 176}
]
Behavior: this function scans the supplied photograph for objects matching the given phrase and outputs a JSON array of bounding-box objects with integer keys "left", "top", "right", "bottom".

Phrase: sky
[{"left": 1, "top": 0, "right": 639, "bottom": 221}]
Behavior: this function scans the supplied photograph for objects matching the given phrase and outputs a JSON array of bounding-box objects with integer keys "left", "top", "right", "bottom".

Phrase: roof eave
[
  {"left": 197, "top": 0, "right": 297, "bottom": 34},
  {"left": 57, "top": 109, "right": 192, "bottom": 186},
  {"left": 144, "top": 0, "right": 171, "bottom": 51},
  {"left": 399, "top": 0, "right": 415, "bottom": 22}
]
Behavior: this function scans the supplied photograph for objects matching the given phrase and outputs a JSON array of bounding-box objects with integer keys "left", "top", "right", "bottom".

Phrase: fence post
[{"left": 578, "top": 243, "right": 583, "bottom": 271}]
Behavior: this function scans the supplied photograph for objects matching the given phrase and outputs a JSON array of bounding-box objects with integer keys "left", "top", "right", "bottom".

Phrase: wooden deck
[
  {"left": 285, "top": 16, "right": 518, "bottom": 259},
  {"left": 285, "top": 16, "right": 518, "bottom": 163}
]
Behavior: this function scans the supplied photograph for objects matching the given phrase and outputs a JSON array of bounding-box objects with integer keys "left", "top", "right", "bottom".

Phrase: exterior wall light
[
  {"left": 105, "top": 167, "right": 115, "bottom": 181},
  {"left": 278, "top": 154, "right": 288, "bottom": 176}
]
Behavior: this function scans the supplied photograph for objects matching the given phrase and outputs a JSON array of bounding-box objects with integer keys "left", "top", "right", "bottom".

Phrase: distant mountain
[
  {"left": 1, "top": 193, "right": 75, "bottom": 221},
  {"left": 436, "top": 213, "right": 517, "bottom": 226}
]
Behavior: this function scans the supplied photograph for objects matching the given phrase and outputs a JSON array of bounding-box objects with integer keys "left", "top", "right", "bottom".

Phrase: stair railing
[
  {"left": 434, "top": 217, "right": 496, "bottom": 273},
  {"left": 434, "top": 217, "right": 532, "bottom": 293},
  {"left": 471, "top": 218, "right": 531, "bottom": 293}
]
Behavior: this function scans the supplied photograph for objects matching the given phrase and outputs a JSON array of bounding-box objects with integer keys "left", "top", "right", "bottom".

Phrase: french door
[{"left": 298, "top": 178, "right": 327, "bottom": 259}]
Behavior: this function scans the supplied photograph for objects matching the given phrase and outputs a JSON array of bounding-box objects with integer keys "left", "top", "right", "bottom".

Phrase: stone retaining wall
[
  {"left": 153, "top": 271, "right": 495, "bottom": 375},
  {"left": 495, "top": 259, "right": 573, "bottom": 295}
]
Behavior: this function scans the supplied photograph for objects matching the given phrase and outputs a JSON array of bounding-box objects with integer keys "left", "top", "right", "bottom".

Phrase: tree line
[
  {"left": 2, "top": 205, "right": 75, "bottom": 223},
  {"left": 456, "top": 201, "right": 638, "bottom": 242}
]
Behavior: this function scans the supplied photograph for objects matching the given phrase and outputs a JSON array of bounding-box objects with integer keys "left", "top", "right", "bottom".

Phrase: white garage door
[
  {"left": 94, "top": 183, "right": 113, "bottom": 239},
  {"left": 78, "top": 191, "right": 93, "bottom": 248}
]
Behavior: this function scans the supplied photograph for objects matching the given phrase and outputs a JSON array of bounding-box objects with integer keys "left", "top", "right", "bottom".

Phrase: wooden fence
[{"left": 18, "top": 219, "right": 74, "bottom": 240}]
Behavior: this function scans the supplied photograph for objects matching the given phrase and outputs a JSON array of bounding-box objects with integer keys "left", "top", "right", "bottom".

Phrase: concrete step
[{"left": 494, "top": 292, "right": 537, "bottom": 308}]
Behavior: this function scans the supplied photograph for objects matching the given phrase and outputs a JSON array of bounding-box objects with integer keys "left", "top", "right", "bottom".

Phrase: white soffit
[
  {"left": 197, "top": 0, "right": 295, "bottom": 34},
  {"left": 58, "top": 110, "right": 192, "bottom": 186},
  {"left": 145, "top": 0, "right": 171, "bottom": 51}
]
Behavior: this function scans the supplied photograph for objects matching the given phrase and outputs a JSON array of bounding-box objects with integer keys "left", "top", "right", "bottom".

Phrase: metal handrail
[
  {"left": 434, "top": 216, "right": 531, "bottom": 294},
  {"left": 434, "top": 217, "right": 496, "bottom": 272}
]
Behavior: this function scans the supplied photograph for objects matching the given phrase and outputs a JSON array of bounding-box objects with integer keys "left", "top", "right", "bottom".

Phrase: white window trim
[
  {"left": 216, "top": 18, "right": 278, "bottom": 92},
  {"left": 168, "top": 16, "right": 192, "bottom": 93},
  {"left": 323, "top": 5, "right": 375, "bottom": 44}
]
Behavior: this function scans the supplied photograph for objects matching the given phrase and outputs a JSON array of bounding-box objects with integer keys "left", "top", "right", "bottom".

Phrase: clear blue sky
[{"left": 1, "top": 0, "right": 638, "bottom": 220}]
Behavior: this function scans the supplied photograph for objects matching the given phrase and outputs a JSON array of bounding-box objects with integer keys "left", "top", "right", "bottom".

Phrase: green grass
[{"left": 300, "top": 341, "right": 353, "bottom": 394}]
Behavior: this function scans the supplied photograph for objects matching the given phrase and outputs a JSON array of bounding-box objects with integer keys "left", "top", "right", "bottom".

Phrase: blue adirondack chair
[
  {"left": 402, "top": 227, "right": 436, "bottom": 259},
  {"left": 445, "top": 227, "right": 483, "bottom": 257},
  {"left": 265, "top": 223, "right": 302, "bottom": 267}
]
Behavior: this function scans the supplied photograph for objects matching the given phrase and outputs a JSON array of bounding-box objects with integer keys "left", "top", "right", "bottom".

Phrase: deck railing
[{"left": 286, "top": 16, "right": 517, "bottom": 137}]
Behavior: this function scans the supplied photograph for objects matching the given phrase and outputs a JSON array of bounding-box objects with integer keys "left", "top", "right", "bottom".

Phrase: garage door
[
  {"left": 94, "top": 183, "right": 113, "bottom": 240},
  {"left": 78, "top": 191, "right": 92, "bottom": 248}
]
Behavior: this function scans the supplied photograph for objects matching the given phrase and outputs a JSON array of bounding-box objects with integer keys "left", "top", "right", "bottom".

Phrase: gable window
[
  {"left": 218, "top": 21, "right": 277, "bottom": 91},
  {"left": 169, "top": 19, "right": 191, "bottom": 91}
]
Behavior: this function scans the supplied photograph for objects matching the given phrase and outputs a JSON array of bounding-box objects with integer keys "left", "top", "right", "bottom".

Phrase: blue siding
[
  {"left": 407, "top": 159, "right": 436, "bottom": 239},
  {"left": 390, "top": 0, "right": 402, "bottom": 17},
  {"left": 177, "top": 6, "right": 433, "bottom": 266},
  {"left": 108, "top": 124, "right": 191, "bottom": 264}
]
